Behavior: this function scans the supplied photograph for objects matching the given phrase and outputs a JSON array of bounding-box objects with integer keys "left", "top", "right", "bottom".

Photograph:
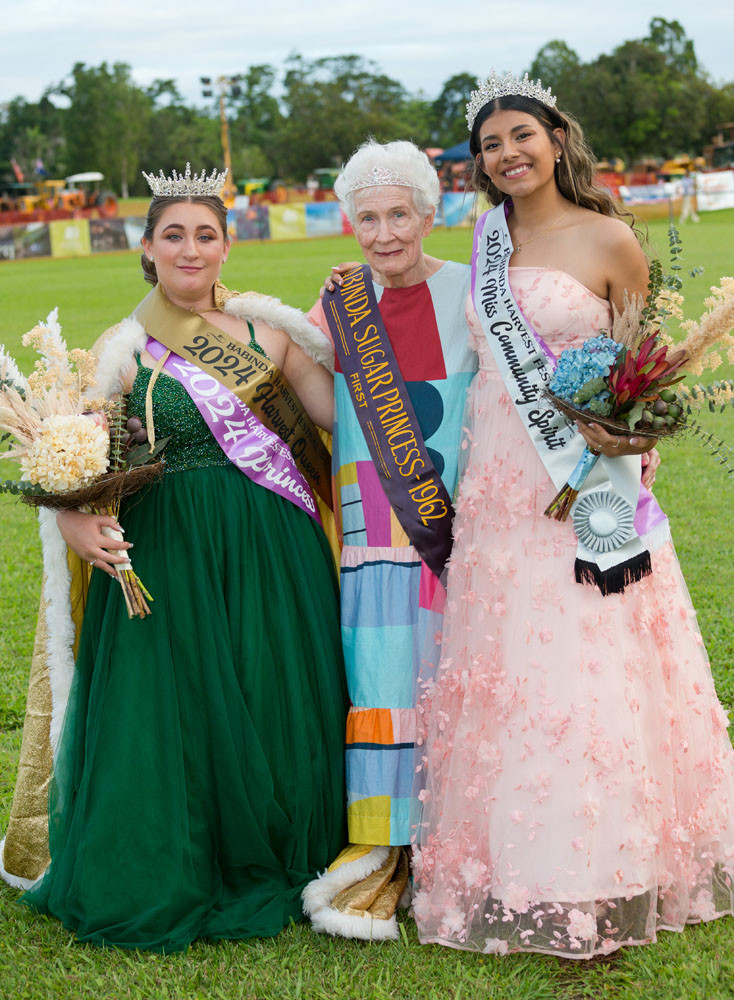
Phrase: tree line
[{"left": 1, "top": 18, "right": 732, "bottom": 196}]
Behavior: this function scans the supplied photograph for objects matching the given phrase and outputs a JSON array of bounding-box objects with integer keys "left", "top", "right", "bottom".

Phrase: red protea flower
[{"left": 608, "top": 334, "right": 687, "bottom": 411}]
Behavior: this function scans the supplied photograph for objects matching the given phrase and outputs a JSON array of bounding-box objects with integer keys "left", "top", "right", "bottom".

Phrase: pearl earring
[
  {"left": 555, "top": 153, "right": 562, "bottom": 163},
  {"left": 149, "top": 255, "right": 154, "bottom": 262}
]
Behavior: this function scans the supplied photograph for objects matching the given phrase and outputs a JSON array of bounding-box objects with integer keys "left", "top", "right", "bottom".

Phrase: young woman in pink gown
[{"left": 411, "top": 73, "right": 734, "bottom": 958}]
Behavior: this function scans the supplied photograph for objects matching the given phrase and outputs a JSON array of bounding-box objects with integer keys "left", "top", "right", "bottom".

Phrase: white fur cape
[
  {"left": 302, "top": 846, "right": 412, "bottom": 941},
  {"left": 37, "top": 291, "right": 334, "bottom": 766}
]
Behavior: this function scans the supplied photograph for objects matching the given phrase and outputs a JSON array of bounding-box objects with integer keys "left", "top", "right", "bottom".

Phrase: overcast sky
[{"left": 1, "top": 0, "right": 730, "bottom": 108}]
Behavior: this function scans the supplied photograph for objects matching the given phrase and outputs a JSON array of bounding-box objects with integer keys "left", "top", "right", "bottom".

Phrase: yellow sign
[
  {"left": 267, "top": 204, "right": 307, "bottom": 241},
  {"left": 49, "top": 219, "right": 92, "bottom": 258}
]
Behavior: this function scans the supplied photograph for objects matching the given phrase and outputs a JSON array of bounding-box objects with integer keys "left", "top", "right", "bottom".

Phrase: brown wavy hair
[
  {"left": 140, "top": 195, "right": 228, "bottom": 286},
  {"left": 468, "top": 95, "right": 639, "bottom": 231}
]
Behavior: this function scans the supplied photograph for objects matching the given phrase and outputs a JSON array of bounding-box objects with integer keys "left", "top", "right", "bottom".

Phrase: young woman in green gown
[{"left": 19, "top": 175, "right": 348, "bottom": 952}]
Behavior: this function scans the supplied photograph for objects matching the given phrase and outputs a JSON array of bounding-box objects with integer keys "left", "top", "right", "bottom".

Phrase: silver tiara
[
  {"left": 142, "top": 162, "right": 228, "bottom": 198},
  {"left": 340, "top": 165, "right": 414, "bottom": 196},
  {"left": 466, "top": 71, "right": 557, "bottom": 130}
]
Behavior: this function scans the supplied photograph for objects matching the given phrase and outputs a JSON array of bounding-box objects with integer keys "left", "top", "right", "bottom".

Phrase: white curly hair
[{"left": 334, "top": 139, "right": 441, "bottom": 224}]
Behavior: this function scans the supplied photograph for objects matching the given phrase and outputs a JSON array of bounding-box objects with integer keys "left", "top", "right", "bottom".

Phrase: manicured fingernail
[{"left": 116, "top": 525, "right": 125, "bottom": 533}]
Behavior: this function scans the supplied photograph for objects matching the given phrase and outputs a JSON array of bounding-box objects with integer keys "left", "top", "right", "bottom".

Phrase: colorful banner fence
[
  {"left": 619, "top": 171, "right": 734, "bottom": 212},
  {"left": 696, "top": 170, "right": 734, "bottom": 212},
  {"left": 0, "top": 222, "right": 51, "bottom": 261},
  {"left": 9, "top": 174, "right": 732, "bottom": 264},
  {"left": 0, "top": 193, "right": 479, "bottom": 263},
  {"left": 437, "top": 191, "right": 476, "bottom": 227},
  {"left": 619, "top": 183, "right": 671, "bottom": 205}
]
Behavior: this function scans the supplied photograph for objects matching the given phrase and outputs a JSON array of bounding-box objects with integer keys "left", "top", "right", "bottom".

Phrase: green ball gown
[{"left": 21, "top": 363, "right": 347, "bottom": 952}]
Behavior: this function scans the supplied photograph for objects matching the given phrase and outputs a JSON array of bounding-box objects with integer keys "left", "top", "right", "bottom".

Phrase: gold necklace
[{"left": 512, "top": 205, "right": 572, "bottom": 253}]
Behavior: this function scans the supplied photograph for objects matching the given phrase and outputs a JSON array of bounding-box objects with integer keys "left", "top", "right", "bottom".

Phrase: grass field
[{"left": 0, "top": 212, "right": 733, "bottom": 999}]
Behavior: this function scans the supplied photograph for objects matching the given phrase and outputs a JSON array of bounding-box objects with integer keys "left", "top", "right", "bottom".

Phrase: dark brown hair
[
  {"left": 140, "top": 195, "right": 228, "bottom": 285},
  {"left": 469, "top": 95, "right": 636, "bottom": 226}
]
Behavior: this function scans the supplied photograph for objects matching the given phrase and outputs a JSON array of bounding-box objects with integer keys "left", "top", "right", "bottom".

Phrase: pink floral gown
[{"left": 411, "top": 268, "right": 734, "bottom": 958}]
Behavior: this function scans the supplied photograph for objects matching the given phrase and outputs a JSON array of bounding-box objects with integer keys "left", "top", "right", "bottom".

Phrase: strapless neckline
[{"left": 509, "top": 266, "right": 609, "bottom": 307}]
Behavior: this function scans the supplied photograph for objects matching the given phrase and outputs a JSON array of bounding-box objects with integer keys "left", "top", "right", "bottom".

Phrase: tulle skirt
[
  {"left": 412, "top": 368, "right": 734, "bottom": 958},
  {"left": 22, "top": 465, "right": 347, "bottom": 952}
]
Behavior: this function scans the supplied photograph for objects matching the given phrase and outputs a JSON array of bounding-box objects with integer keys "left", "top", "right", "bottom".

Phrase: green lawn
[{"left": 0, "top": 212, "right": 733, "bottom": 999}]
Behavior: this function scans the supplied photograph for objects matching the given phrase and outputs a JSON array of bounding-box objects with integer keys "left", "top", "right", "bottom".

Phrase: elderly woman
[{"left": 302, "top": 139, "right": 478, "bottom": 939}]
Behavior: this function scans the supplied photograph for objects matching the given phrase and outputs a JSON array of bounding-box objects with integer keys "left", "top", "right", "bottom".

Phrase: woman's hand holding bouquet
[
  {"left": 544, "top": 230, "right": 734, "bottom": 520},
  {"left": 0, "top": 310, "right": 164, "bottom": 617}
]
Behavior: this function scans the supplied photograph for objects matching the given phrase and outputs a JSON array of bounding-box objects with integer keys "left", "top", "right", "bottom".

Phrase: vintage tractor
[
  {"left": 0, "top": 182, "right": 43, "bottom": 214},
  {"left": 63, "top": 172, "right": 117, "bottom": 215},
  {"left": 0, "top": 172, "right": 117, "bottom": 223}
]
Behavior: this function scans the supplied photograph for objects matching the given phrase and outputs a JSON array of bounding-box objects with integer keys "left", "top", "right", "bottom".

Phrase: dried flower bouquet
[{"left": 0, "top": 310, "right": 165, "bottom": 618}]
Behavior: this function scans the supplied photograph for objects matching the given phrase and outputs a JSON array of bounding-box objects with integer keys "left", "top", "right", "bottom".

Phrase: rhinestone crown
[
  {"left": 142, "top": 162, "right": 228, "bottom": 198},
  {"left": 466, "top": 71, "right": 557, "bottom": 131},
  {"left": 340, "top": 165, "right": 414, "bottom": 196}
]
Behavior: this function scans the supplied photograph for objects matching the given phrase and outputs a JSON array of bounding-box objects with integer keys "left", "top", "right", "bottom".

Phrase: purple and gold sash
[
  {"left": 324, "top": 264, "right": 454, "bottom": 578},
  {"left": 135, "top": 285, "right": 331, "bottom": 523}
]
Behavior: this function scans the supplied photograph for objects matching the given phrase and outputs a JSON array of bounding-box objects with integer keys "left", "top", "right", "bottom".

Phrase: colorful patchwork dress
[{"left": 311, "top": 261, "right": 477, "bottom": 846}]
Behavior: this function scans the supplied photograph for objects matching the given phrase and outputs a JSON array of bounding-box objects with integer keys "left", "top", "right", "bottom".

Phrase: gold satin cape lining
[{"left": 2, "top": 553, "right": 89, "bottom": 882}]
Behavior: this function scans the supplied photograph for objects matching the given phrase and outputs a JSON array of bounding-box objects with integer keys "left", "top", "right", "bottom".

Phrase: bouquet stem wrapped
[
  {"left": 100, "top": 514, "right": 153, "bottom": 619},
  {"left": 543, "top": 448, "right": 601, "bottom": 521}
]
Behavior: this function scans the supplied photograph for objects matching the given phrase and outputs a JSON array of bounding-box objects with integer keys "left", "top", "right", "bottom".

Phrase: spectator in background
[{"left": 679, "top": 169, "right": 700, "bottom": 223}]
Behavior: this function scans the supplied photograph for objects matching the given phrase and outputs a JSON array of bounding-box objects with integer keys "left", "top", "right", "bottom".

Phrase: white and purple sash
[
  {"left": 134, "top": 284, "right": 329, "bottom": 523},
  {"left": 145, "top": 338, "right": 320, "bottom": 522},
  {"left": 471, "top": 202, "right": 669, "bottom": 587}
]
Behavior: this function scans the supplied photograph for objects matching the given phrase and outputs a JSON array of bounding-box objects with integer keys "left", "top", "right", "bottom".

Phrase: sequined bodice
[{"left": 127, "top": 366, "right": 229, "bottom": 474}]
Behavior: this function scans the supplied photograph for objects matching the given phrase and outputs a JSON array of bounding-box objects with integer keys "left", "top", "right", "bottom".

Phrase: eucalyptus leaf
[
  {"left": 625, "top": 400, "right": 646, "bottom": 431},
  {"left": 124, "top": 443, "right": 152, "bottom": 466}
]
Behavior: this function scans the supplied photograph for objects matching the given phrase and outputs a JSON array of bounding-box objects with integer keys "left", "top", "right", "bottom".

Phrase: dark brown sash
[{"left": 324, "top": 265, "right": 454, "bottom": 578}]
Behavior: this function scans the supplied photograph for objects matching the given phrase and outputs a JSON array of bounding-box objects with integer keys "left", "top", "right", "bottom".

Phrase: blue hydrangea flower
[{"left": 549, "top": 336, "right": 622, "bottom": 412}]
